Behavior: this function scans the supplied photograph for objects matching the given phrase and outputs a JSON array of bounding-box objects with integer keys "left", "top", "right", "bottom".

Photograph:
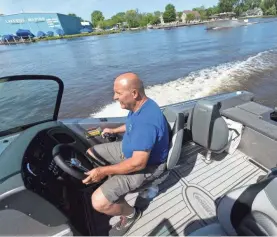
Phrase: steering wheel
[{"left": 52, "top": 144, "right": 94, "bottom": 180}]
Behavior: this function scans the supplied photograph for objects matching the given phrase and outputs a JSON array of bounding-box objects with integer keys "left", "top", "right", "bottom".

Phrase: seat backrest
[
  {"left": 191, "top": 100, "right": 229, "bottom": 152},
  {"left": 163, "top": 107, "right": 186, "bottom": 170},
  {"left": 217, "top": 176, "right": 277, "bottom": 236}
]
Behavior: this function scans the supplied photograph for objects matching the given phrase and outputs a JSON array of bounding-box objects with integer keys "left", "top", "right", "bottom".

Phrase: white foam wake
[{"left": 92, "top": 49, "right": 277, "bottom": 118}]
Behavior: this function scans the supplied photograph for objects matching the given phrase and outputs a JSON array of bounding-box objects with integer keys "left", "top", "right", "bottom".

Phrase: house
[
  {"left": 241, "top": 7, "right": 263, "bottom": 17},
  {"left": 182, "top": 10, "right": 201, "bottom": 22}
]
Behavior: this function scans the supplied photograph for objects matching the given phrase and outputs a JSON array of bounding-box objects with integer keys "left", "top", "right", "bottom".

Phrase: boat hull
[{"left": 205, "top": 19, "right": 249, "bottom": 30}]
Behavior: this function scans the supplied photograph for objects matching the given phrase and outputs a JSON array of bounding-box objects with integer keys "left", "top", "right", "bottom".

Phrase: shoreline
[
  {"left": 0, "top": 29, "right": 122, "bottom": 45},
  {"left": 1, "top": 16, "right": 276, "bottom": 45},
  {"left": 0, "top": 22, "right": 208, "bottom": 46}
]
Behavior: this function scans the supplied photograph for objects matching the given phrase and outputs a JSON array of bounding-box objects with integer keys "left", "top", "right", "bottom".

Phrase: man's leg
[
  {"left": 91, "top": 173, "right": 145, "bottom": 235},
  {"left": 91, "top": 187, "right": 134, "bottom": 216},
  {"left": 86, "top": 141, "right": 123, "bottom": 166}
]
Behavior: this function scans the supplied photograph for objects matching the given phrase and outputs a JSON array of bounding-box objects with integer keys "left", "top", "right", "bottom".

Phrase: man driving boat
[{"left": 83, "top": 72, "right": 169, "bottom": 236}]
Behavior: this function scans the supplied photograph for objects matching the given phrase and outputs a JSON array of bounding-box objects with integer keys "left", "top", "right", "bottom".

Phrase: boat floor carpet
[{"left": 109, "top": 142, "right": 268, "bottom": 236}]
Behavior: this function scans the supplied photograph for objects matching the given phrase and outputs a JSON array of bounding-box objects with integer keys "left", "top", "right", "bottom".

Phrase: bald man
[{"left": 83, "top": 73, "right": 169, "bottom": 236}]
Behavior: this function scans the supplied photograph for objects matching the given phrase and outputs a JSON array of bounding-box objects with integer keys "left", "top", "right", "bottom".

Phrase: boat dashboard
[{"left": 0, "top": 121, "right": 93, "bottom": 235}]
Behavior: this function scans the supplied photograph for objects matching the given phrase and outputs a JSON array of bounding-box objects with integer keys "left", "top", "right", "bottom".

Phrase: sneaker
[{"left": 109, "top": 207, "right": 142, "bottom": 236}]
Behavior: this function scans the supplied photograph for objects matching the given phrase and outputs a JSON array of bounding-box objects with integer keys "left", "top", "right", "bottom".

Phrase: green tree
[
  {"left": 147, "top": 13, "right": 156, "bottom": 25},
  {"left": 206, "top": 6, "right": 219, "bottom": 17},
  {"left": 154, "top": 11, "right": 162, "bottom": 18},
  {"left": 186, "top": 13, "right": 195, "bottom": 23},
  {"left": 68, "top": 13, "right": 84, "bottom": 21},
  {"left": 234, "top": 4, "right": 245, "bottom": 16},
  {"left": 125, "top": 9, "right": 140, "bottom": 28},
  {"left": 266, "top": 4, "right": 277, "bottom": 14},
  {"left": 139, "top": 13, "right": 150, "bottom": 26},
  {"left": 97, "top": 20, "right": 106, "bottom": 29},
  {"left": 218, "top": 0, "right": 238, "bottom": 12},
  {"left": 111, "top": 12, "right": 126, "bottom": 24},
  {"left": 151, "top": 16, "right": 161, "bottom": 25},
  {"left": 243, "top": 0, "right": 262, "bottom": 9},
  {"left": 91, "top": 10, "right": 105, "bottom": 27},
  {"left": 192, "top": 6, "right": 207, "bottom": 20},
  {"left": 68, "top": 13, "right": 77, "bottom": 17},
  {"left": 163, "top": 4, "right": 177, "bottom": 23},
  {"left": 154, "top": 11, "right": 162, "bottom": 17},
  {"left": 177, "top": 11, "right": 183, "bottom": 20},
  {"left": 263, "top": 0, "right": 276, "bottom": 9},
  {"left": 259, "top": 0, "right": 277, "bottom": 14},
  {"left": 152, "top": 11, "right": 162, "bottom": 24}
]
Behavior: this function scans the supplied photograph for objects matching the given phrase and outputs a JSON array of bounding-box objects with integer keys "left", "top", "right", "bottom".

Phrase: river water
[{"left": 1, "top": 17, "right": 277, "bottom": 120}]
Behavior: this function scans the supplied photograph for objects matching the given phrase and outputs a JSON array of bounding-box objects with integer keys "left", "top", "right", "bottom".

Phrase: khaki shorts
[{"left": 89, "top": 141, "right": 166, "bottom": 203}]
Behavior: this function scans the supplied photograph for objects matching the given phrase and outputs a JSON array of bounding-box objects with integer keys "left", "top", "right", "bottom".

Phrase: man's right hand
[{"left": 102, "top": 128, "right": 115, "bottom": 138}]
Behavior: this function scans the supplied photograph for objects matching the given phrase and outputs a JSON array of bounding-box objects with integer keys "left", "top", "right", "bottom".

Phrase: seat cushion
[{"left": 191, "top": 100, "right": 229, "bottom": 151}]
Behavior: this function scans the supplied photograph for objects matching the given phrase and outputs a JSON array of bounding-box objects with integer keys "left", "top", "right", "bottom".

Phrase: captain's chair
[
  {"left": 131, "top": 107, "right": 186, "bottom": 194},
  {"left": 191, "top": 100, "right": 229, "bottom": 163},
  {"left": 190, "top": 176, "right": 277, "bottom": 236}
]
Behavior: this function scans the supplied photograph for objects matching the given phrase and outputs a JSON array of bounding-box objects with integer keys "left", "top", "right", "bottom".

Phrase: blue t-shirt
[{"left": 122, "top": 98, "right": 169, "bottom": 165}]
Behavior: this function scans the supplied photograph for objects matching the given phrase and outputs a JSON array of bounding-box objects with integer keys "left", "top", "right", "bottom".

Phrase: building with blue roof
[{"left": 0, "top": 13, "right": 84, "bottom": 37}]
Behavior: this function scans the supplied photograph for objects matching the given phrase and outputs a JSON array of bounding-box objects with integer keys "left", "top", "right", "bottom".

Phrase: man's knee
[{"left": 91, "top": 187, "right": 112, "bottom": 212}]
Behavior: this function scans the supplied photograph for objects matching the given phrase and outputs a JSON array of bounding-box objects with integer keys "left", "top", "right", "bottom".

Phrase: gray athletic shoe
[{"left": 109, "top": 207, "right": 142, "bottom": 236}]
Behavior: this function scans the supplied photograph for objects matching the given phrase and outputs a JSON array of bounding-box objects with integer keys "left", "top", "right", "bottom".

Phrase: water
[{"left": 1, "top": 17, "right": 277, "bottom": 121}]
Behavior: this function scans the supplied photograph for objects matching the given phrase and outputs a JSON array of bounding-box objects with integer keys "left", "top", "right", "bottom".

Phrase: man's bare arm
[
  {"left": 112, "top": 124, "right": 126, "bottom": 133},
  {"left": 82, "top": 151, "right": 150, "bottom": 184},
  {"left": 101, "top": 151, "right": 149, "bottom": 175}
]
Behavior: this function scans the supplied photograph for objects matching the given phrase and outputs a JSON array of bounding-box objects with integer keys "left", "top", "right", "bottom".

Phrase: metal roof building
[{"left": 0, "top": 13, "right": 83, "bottom": 36}]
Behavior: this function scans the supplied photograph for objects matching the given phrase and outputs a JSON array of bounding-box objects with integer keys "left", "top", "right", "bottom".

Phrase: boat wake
[{"left": 92, "top": 49, "right": 277, "bottom": 118}]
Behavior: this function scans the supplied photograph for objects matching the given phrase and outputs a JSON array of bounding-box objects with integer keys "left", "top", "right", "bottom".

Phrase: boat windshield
[{"left": 0, "top": 76, "right": 63, "bottom": 136}]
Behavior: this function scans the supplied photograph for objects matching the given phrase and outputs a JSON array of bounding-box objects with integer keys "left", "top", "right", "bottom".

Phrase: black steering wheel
[{"left": 52, "top": 144, "right": 94, "bottom": 180}]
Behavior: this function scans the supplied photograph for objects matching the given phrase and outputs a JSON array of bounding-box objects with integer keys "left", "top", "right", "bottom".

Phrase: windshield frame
[{"left": 0, "top": 75, "right": 64, "bottom": 137}]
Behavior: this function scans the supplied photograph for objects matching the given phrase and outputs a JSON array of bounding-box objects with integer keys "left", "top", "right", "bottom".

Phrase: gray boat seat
[
  {"left": 191, "top": 100, "right": 229, "bottom": 163},
  {"left": 189, "top": 176, "right": 277, "bottom": 236},
  {"left": 131, "top": 107, "right": 186, "bottom": 194}
]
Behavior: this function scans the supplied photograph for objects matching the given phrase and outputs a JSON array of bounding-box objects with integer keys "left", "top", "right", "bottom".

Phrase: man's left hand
[{"left": 82, "top": 167, "right": 106, "bottom": 184}]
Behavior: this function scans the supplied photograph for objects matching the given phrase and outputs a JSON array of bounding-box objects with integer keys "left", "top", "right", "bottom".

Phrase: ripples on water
[{"left": 1, "top": 17, "right": 277, "bottom": 121}]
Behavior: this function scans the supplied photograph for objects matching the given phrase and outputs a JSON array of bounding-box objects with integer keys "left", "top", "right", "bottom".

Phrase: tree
[
  {"left": 151, "top": 16, "right": 161, "bottom": 25},
  {"left": 243, "top": 0, "right": 262, "bottom": 9},
  {"left": 111, "top": 12, "right": 126, "bottom": 24},
  {"left": 234, "top": 4, "right": 244, "bottom": 16},
  {"left": 193, "top": 6, "right": 206, "bottom": 12},
  {"left": 163, "top": 4, "right": 176, "bottom": 23},
  {"left": 97, "top": 20, "right": 106, "bottom": 29},
  {"left": 68, "top": 13, "right": 84, "bottom": 22},
  {"left": 263, "top": 0, "right": 276, "bottom": 9},
  {"left": 218, "top": 0, "right": 238, "bottom": 12},
  {"left": 265, "top": 4, "right": 277, "bottom": 14},
  {"left": 154, "top": 11, "right": 162, "bottom": 17},
  {"left": 91, "top": 10, "right": 105, "bottom": 27},
  {"left": 125, "top": 9, "right": 140, "bottom": 28},
  {"left": 260, "top": 0, "right": 277, "bottom": 14},
  {"left": 68, "top": 13, "right": 77, "bottom": 17},
  {"left": 177, "top": 11, "right": 183, "bottom": 20},
  {"left": 193, "top": 6, "right": 208, "bottom": 20},
  {"left": 186, "top": 13, "right": 195, "bottom": 23},
  {"left": 206, "top": 6, "right": 219, "bottom": 17}
]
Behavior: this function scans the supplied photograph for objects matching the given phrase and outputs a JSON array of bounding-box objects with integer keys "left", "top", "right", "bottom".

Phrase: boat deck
[{"left": 110, "top": 142, "right": 268, "bottom": 236}]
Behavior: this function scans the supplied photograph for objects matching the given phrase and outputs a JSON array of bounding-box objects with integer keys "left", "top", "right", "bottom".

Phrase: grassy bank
[{"left": 36, "top": 29, "right": 121, "bottom": 42}]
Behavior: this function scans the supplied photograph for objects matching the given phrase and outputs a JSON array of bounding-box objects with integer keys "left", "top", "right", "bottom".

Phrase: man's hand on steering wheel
[
  {"left": 82, "top": 167, "right": 107, "bottom": 184},
  {"left": 101, "top": 128, "right": 115, "bottom": 138}
]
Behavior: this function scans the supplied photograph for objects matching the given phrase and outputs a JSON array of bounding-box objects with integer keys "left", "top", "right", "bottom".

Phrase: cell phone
[{"left": 85, "top": 127, "right": 102, "bottom": 138}]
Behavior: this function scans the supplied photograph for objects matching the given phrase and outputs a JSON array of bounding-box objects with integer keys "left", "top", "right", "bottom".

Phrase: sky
[{"left": 1, "top": 0, "right": 219, "bottom": 20}]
